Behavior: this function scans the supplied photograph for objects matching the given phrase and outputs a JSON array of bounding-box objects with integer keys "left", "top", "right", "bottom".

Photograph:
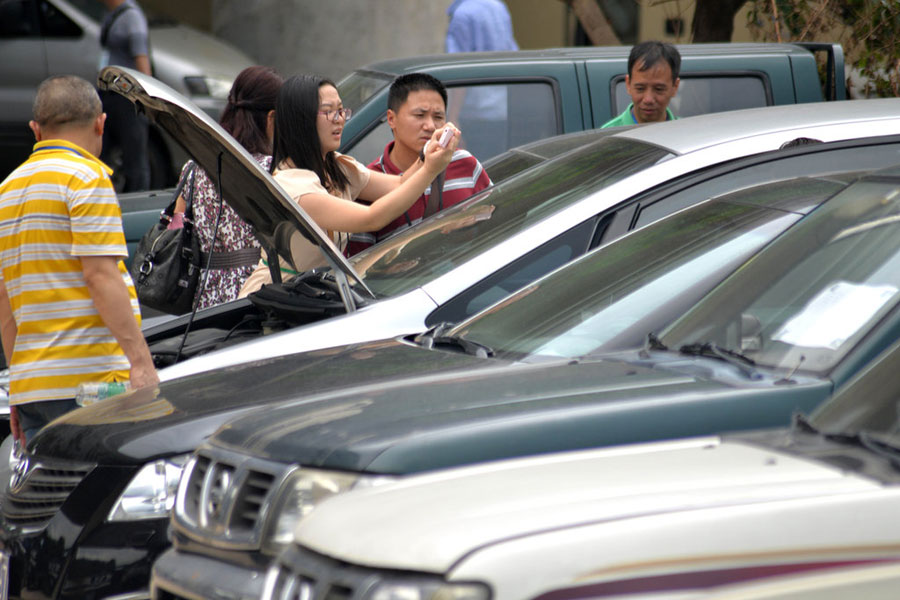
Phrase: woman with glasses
[{"left": 240, "top": 73, "right": 458, "bottom": 295}]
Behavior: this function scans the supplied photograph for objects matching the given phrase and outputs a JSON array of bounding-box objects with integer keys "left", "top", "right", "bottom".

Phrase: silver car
[
  {"left": 95, "top": 65, "right": 900, "bottom": 383},
  {"left": 0, "top": 0, "right": 254, "bottom": 186}
]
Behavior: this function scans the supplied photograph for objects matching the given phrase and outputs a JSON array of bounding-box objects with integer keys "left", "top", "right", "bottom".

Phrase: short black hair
[
  {"left": 388, "top": 73, "right": 447, "bottom": 113},
  {"left": 627, "top": 41, "right": 681, "bottom": 82}
]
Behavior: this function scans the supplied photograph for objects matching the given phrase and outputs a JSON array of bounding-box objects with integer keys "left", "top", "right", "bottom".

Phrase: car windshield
[
  {"left": 348, "top": 137, "right": 672, "bottom": 297},
  {"left": 484, "top": 128, "right": 625, "bottom": 184},
  {"left": 450, "top": 177, "right": 847, "bottom": 359},
  {"left": 660, "top": 177, "right": 900, "bottom": 376},
  {"left": 809, "top": 336, "right": 900, "bottom": 438},
  {"left": 336, "top": 69, "right": 393, "bottom": 114}
]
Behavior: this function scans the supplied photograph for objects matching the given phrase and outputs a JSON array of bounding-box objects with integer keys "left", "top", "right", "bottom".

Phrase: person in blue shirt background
[
  {"left": 603, "top": 41, "right": 681, "bottom": 128},
  {"left": 445, "top": 0, "right": 518, "bottom": 159}
]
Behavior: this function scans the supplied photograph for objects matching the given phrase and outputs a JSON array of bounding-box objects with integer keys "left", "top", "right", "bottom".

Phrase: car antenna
[{"left": 775, "top": 354, "right": 805, "bottom": 385}]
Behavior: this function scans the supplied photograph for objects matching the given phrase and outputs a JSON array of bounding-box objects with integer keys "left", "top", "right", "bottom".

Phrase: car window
[
  {"left": 38, "top": 0, "right": 82, "bottom": 37},
  {"left": 349, "top": 137, "right": 672, "bottom": 299},
  {"left": 345, "top": 81, "right": 561, "bottom": 165},
  {"left": 448, "top": 82, "right": 559, "bottom": 161},
  {"left": 661, "top": 179, "right": 900, "bottom": 375},
  {"left": 0, "top": 0, "right": 40, "bottom": 37},
  {"left": 632, "top": 141, "right": 900, "bottom": 229},
  {"left": 614, "top": 75, "right": 769, "bottom": 118},
  {"left": 336, "top": 69, "right": 394, "bottom": 114},
  {"left": 451, "top": 177, "right": 847, "bottom": 358}
]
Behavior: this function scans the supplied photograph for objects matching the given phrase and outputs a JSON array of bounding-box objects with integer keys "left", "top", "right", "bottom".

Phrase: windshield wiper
[
  {"left": 678, "top": 342, "right": 762, "bottom": 380},
  {"left": 413, "top": 323, "right": 494, "bottom": 358},
  {"left": 793, "top": 414, "right": 900, "bottom": 471},
  {"left": 638, "top": 332, "right": 668, "bottom": 358}
]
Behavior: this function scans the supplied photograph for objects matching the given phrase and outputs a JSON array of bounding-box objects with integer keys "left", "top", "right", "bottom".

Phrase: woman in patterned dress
[{"left": 176, "top": 65, "right": 283, "bottom": 309}]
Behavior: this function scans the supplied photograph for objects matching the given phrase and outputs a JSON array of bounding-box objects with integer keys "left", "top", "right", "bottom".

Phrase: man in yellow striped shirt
[{"left": 0, "top": 75, "right": 158, "bottom": 445}]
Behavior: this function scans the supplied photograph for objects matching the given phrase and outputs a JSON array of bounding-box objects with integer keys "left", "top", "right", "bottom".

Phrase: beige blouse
[{"left": 239, "top": 153, "right": 371, "bottom": 297}]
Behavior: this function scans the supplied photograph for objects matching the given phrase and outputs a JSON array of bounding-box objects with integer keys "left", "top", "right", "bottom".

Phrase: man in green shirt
[{"left": 603, "top": 41, "right": 681, "bottom": 128}]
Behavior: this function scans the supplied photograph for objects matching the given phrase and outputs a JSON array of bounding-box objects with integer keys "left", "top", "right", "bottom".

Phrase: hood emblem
[
  {"left": 9, "top": 451, "right": 31, "bottom": 495},
  {"left": 199, "top": 463, "right": 233, "bottom": 529}
]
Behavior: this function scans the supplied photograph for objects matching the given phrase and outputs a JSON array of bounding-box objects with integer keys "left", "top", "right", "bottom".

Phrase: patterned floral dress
[{"left": 179, "top": 153, "right": 271, "bottom": 309}]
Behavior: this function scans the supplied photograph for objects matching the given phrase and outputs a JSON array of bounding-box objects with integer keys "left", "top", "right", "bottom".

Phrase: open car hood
[{"left": 98, "top": 66, "right": 373, "bottom": 304}]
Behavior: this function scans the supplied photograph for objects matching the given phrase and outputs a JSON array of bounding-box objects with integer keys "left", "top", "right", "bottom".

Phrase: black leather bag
[{"left": 130, "top": 163, "right": 201, "bottom": 315}]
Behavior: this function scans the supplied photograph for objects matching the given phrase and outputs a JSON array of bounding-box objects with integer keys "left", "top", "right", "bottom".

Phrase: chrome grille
[
  {"left": 174, "top": 446, "right": 292, "bottom": 549},
  {"left": 264, "top": 547, "right": 365, "bottom": 600},
  {"left": 2, "top": 457, "right": 93, "bottom": 528}
]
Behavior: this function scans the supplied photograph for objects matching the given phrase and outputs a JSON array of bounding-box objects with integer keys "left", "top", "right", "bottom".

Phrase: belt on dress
[{"left": 200, "top": 247, "right": 261, "bottom": 269}]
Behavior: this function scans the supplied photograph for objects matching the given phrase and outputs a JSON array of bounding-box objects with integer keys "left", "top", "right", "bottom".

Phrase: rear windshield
[{"left": 350, "top": 137, "right": 672, "bottom": 297}]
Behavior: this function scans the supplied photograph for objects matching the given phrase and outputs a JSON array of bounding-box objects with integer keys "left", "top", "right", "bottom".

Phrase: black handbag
[{"left": 130, "top": 162, "right": 201, "bottom": 315}]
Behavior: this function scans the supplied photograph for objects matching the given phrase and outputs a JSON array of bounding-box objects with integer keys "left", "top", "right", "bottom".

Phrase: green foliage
[{"left": 746, "top": 0, "right": 900, "bottom": 97}]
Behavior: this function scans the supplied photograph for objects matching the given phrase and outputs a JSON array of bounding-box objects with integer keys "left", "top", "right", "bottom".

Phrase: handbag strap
[{"left": 162, "top": 161, "right": 198, "bottom": 221}]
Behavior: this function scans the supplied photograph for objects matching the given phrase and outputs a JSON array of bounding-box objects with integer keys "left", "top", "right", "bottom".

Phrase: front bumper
[
  {"left": 0, "top": 453, "right": 167, "bottom": 600},
  {"left": 1, "top": 516, "right": 168, "bottom": 599},
  {"left": 151, "top": 548, "right": 267, "bottom": 600}
]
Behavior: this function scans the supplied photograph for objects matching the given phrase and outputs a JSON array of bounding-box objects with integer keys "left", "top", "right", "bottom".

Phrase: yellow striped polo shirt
[{"left": 0, "top": 139, "right": 140, "bottom": 405}]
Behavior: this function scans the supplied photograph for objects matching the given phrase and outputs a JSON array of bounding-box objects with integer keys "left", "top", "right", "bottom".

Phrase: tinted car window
[
  {"left": 344, "top": 81, "right": 560, "bottom": 165},
  {"left": 633, "top": 142, "right": 900, "bottom": 228},
  {"left": 0, "top": 0, "right": 40, "bottom": 37},
  {"left": 39, "top": 0, "right": 81, "bottom": 37},
  {"left": 452, "top": 177, "right": 847, "bottom": 359},
  {"left": 349, "top": 137, "right": 672, "bottom": 298},
  {"left": 336, "top": 69, "right": 393, "bottom": 114},
  {"left": 614, "top": 75, "right": 769, "bottom": 117},
  {"left": 450, "top": 82, "right": 558, "bottom": 161},
  {"left": 661, "top": 179, "right": 900, "bottom": 375}
]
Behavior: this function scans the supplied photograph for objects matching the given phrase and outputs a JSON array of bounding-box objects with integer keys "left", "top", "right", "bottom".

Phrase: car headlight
[
  {"left": 107, "top": 454, "right": 190, "bottom": 521},
  {"left": 369, "top": 581, "right": 490, "bottom": 600},
  {"left": 183, "top": 75, "right": 233, "bottom": 99},
  {"left": 265, "top": 468, "right": 393, "bottom": 552}
]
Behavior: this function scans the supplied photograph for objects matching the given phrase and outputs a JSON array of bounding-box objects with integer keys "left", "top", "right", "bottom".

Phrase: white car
[
  {"left": 96, "top": 68, "right": 900, "bottom": 383},
  {"left": 256, "top": 337, "right": 900, "bottom": 600}
]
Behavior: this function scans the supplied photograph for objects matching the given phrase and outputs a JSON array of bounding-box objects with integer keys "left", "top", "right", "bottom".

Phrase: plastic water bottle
[{"left": 75, "top": 381, "right": 130, "bottom": 406}]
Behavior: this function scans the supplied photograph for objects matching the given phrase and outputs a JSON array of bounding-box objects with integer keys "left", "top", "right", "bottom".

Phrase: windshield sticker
[{"left": 772, "top": 281, "right": 898, "bottom": 350}]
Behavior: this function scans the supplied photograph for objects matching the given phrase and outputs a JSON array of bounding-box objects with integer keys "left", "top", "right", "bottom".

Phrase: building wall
[
  {"left": 208, "top": 0, "right": 453, "bottom": 79},
  {"left": 141, "top": 0, "right": 758, "bottom": 79},
  {"left": 506, "top": 0, "right": 568, "bottom": 49}
]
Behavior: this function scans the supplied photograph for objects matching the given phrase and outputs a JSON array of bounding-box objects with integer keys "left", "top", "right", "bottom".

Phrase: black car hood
[
  {"left": 97, "top": 66, "right": 372, "bottom": 299},
  {"left": 29, "top": 339, "right": 495, "bottom": 464},
  {"left": 31, "top": 343, "right": 829, "bottom": 471}
]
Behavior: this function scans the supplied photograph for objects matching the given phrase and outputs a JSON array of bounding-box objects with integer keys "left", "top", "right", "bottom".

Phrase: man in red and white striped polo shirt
[{"left": 347, "top": 73, "right": 492, "bottom": 255}]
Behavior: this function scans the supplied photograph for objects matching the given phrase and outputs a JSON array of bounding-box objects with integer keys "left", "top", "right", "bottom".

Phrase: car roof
[
  {"left": 363, "top": 43, "right": 818, "bottom": 74},
  {"left": 612, "top": 97, "right": 900, "bottom": 155}
]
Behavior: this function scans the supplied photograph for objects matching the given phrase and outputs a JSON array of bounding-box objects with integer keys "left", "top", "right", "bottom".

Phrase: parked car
[
  {"left": 0, "top": 0, "right": 254, "bottom": 187},
  {"left": 5, "top": 158, "right": 900, "bottom": 600},
  {"left": 139, "top": 162, "right": 900, "bottom": 599},
  {"left": 336, "top": 42, "right": 846, "bottom": 165},
  {"left": 89, "top": 68, "right": 900, "bottom": 385},
  {"left": 249, "top": 334, "right": 900, "bottom": 600}
]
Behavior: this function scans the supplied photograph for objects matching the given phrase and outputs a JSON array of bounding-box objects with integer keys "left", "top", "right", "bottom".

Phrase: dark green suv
[{"left": 338, "top": 42, "right": 846, "bottom": 164}]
